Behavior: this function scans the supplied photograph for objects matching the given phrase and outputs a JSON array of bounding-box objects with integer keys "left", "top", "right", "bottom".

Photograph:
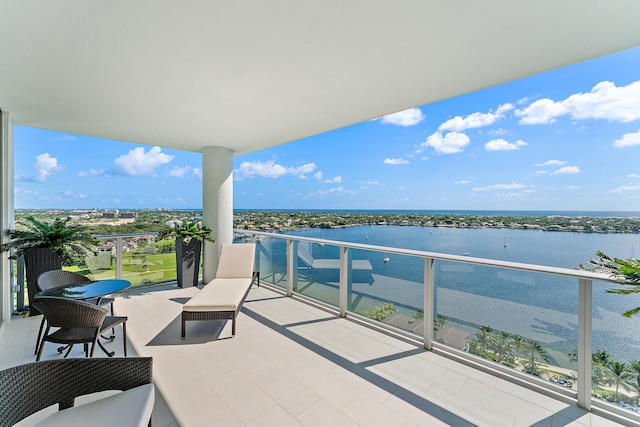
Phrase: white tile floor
[{"left": 1, "top": 282, "right": 637, "bottom": 427}]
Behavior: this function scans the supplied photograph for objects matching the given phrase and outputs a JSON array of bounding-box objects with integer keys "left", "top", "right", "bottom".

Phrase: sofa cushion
[{"left": 34, "top": 383, "right": 154, "bottom": 427}]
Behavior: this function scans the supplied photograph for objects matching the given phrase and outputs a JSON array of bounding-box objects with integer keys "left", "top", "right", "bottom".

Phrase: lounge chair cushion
[
  {"left": 215, "top": 244, "right": 256, "bottom": 278},
  {"left": 34, "top": 383, "right": 154, "bottom": 427},
  {"left": 183, "top": 278, "right": 253, "bottom": 312}
]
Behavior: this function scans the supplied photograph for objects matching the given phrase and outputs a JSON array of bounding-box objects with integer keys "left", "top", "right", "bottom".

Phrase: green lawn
[{"left": 70, "top": 252, "right": 181, "bottom": 286}]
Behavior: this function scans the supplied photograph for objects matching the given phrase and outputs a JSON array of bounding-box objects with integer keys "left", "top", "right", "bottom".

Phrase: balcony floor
[{"left": 0, "top": 282, "right": 632, "bottom": 427}]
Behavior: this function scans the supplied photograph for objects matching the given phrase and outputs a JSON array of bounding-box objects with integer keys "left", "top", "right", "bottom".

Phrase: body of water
[{"left": 279, "top": 225, "right": 640, "bottom": 365}]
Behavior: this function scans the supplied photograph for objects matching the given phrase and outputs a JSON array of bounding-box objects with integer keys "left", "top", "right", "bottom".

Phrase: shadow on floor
[{"left": 146, "top": 314, "right": 230, "bottom": 346}]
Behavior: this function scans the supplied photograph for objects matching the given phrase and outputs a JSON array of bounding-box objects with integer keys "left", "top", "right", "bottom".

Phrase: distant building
[{"left": 97, "top": 241, "right": 116, "bottom": 255}]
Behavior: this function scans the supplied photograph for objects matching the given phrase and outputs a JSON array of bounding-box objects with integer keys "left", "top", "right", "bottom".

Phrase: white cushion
[
  {"left": 35, "top": 383, "right": 154, "bottom": 427},
  {"left": 183, "top": 278, "right": 252, "bottom": 311},
  {"left": 214, "top": 244, "right": 255, "bottom": 278}
]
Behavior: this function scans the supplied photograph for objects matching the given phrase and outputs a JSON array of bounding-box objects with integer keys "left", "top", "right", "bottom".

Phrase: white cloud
[
  {"left": 484, "top": 138, "right": 527, "bottom": 151},
  {"left": 305, "top": 187, "right": 355, "bottom": 198},
  {"left": 77, "top": 168, "right": 104, "bottom": 177},
  {"left": 56, "top": 135, "right": 77, "bottom": 141},
  {"left": 515, "top": 80, "right": 640, "bottom": 125},
  {"left": 34, "top": 153, "right": 59, "bottom": 182},
  {"left": 613, "top": 129, "right": 640, "bottom": 147},
  {"left": 567, "top": 186, "right": 580, "bottom": 190},
  {"left": 114, "top": 146, "right": 173, "bottom": 176},
  {"left": 534, "top": 171, "right": 548, "bottom": 176},
  {"left": 324, "top": 176, "right": 342, "bottom": 183},
  {"left": 379, "top": 108, "right": 425, "bottom": 126},
  {"left": 553, "top": 166, "right": 581, "bottom": 175},
  {"left": 438, "top": 103, "right": 513, "bottom": 132},
  {"left": 473, "top": 183, "right": 526, "bottom": 192},
  {"left": 167, "top": 165, "right": 192, "bottom": 177},
  {"left": 234, "top": 160, "right": 316, "bottom": 180},
  {"left": 314, "top": 171, "right": 323, "bottom": 180},
  {"left": 611, "top": 184, "right": 640, "bottom": 193},
  {"left": 419, "top": 131, "right": 470, "bottom": 154},
  {"left": 536, "top": 160, "right": 566, "bottom": 167},
  {"left": 628, "top": 173, "right": 640, "bottom": 178},
  {"left": 192, "top": 168, "right": 202, "bottom": 179},
  {"left": 383, "top": 158, "right": 409, "bottom": 165},
  {"left": 454, "top": 180, "right": 470, "bottom": 184},
  {"left": 514, "top": 98, "right": 569, "bottom": 124}
]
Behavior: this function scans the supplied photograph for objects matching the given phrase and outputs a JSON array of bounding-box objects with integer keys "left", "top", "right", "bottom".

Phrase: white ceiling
[{"left": 1, "top": 1, "right": 640, "bottom": 155}]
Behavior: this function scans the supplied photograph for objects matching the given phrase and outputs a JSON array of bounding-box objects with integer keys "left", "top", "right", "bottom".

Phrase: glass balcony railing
[{"left": 236, "top": 229, "right": 640, "bottom": 422}]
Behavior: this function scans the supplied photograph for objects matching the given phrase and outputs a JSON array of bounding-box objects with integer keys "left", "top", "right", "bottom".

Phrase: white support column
[
  {"left": 424, "top": 257, "right": 434, "bottom": 350},
  {"left": 0, "top": 109, "right": 15, "bottom": 324},
  {"left": 202, "top": 147, "right": 233, "bottom": 283},
  {"left": 577, "top": 278, "right": 592, "bottom": 410}
]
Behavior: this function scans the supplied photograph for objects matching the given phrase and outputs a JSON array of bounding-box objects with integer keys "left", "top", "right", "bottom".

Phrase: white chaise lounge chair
[{"left": 181, "top": 243, "right": 258, "bottom": 338}]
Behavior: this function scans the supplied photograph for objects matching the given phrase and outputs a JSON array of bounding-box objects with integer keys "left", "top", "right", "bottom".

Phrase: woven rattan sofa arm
[{"left": 0, "top": 357, "right": 152, "bottom": 426}]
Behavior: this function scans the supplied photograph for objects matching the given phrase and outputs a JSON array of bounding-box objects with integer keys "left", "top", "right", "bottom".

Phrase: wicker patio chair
[
  {"left": 35, "top": 270, "right": 116, "bottom": 355},
  {"left": 32, "top": 296, "right": 127, "bottom": 361},
  {"left": 0, "top": 357, "right": 153, "bottom": 427}
]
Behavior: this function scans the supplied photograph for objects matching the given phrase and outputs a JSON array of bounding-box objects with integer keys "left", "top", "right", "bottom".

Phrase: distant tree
[
  {"left": 628, "top": 360, "right": 640, "bottom": 388},
  {"left": 490, "top": 332, "right": 516, "bottom": 365},
  {"left": 521, "top": 340, "right": 550, "bottom": 377},
  {"left": 473, "top": 325, "right": 493, "bottom": 358},
  {"left": 605, "top": 361, "right": 632, "bottom": 402}
]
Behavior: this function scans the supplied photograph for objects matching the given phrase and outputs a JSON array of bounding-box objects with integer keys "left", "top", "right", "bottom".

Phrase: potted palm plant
[
  {"left": 1, "top": 216, "right": 97, "bottom": 315},
  {"left": 160, "top": 220, "right": 214, "bottom": 288}
]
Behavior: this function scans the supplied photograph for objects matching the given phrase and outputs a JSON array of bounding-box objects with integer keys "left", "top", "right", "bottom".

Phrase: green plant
[
  {"left": 363, "top": 301, "right": 397, "bottom": 321},
  {"left": 581, "top": 251, "right": 640, "bottom": 317},
  {"left": 159, "top": 220, "right": 215, "bottom": 244},
  {"left": 1, "top": 216, "right": 97, "bottom": 265}
]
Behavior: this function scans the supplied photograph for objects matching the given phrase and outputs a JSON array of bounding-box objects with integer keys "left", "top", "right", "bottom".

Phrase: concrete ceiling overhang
[{"left": 1, "top": 1, "right": 640, "bottom": 155}]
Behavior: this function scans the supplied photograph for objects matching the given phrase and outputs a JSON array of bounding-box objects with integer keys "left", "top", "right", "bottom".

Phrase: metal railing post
[
  {"left": 16, "top": 256, "right": 25, "bottom": 312},
  {"left": 424, "top": 257, "right": 434, "bottom": 350},
  {"left": 115, "top": 237, "right": 123, "bottom": 279},
  {"left": 286, "top": 239, "right": 294, "bottom": 297},
  {"left": 577, "top": 278, "right": 592, "bottom": 410},
  {"left": 339, "top": 246, "right": 348, "bottom": 317}
]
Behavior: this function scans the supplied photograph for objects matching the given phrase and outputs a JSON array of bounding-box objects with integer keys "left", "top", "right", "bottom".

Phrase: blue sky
[{"left": 14, "top": 47, "right": 640, "bottom": 211}]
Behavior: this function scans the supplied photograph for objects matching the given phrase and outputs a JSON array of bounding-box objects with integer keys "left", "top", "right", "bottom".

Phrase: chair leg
[
  {"left": 122, "top": 322, "right": 127, "bottom": 357},
  {"left": 35, "top": 328, "right": 48, "bottom": 361},
  {"left": 232, "top": 315, "right": 236, "bottom": 336},
  {"left": 181, "top": 315, "right": 186, "bottom": 339},
  {"left": 63, "top": 344, "right": 75, "bottom": 358},
  {"left": 35, "top": 317, "right": 45, "bottom": 355}
]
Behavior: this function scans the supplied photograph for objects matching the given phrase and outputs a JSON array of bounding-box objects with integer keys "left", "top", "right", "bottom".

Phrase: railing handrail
[
  {"left": 93, "top": 232, "right": 159, "bottom": 239},
  {"left": 234, "top": 229, "right": 615, "bottom": 283}
]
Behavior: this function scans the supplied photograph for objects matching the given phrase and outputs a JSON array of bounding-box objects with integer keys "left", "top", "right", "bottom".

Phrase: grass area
[{"left": 69, "top": 252, "right": 180, "bottom": 286}]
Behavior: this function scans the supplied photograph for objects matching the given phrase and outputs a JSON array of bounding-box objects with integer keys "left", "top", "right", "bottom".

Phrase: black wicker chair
[
  {"left": 32, "top": 296, "right": 128, "bottom": 361},
  {"left": 0, "top": 357, "right": 153, "bottom": 427},
  {"left": 35, "top": 270, "right": 116, "bottom": 355}
]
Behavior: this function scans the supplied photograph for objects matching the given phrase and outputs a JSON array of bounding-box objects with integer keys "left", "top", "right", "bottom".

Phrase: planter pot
[
  {"left": 175, "top": 238, "right": 202, "bottom": 288},
  {"left": 23, "top": 247, "right": 62, "bottom": 316}
]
